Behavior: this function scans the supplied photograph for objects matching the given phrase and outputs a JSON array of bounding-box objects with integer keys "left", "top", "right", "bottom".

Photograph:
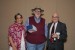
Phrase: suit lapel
[{"left": 48, "top": 23, "right": 52, "bottom": 39}]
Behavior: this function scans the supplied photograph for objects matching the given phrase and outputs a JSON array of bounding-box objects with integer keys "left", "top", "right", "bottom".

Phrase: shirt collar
[{"left": 34, "top": 16, "right": 41, "bottom": 20}]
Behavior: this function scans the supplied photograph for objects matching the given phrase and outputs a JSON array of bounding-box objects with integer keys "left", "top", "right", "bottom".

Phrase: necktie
[{"left": 50, "top": 23, "right": 55, "bottom": 43}]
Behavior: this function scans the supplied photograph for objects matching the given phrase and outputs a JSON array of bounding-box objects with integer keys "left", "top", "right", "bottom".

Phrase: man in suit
[{"left": 46, "top": 13, "right": 67, "bottom": 50}]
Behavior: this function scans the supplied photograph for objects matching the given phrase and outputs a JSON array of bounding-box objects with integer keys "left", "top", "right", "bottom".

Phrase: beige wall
[{"left": 0, "top": 0, "right": 75, "bottom": 50}]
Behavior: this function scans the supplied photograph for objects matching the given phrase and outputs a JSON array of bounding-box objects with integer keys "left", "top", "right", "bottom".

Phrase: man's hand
[
  {"left": 52, "top": 33, "right": 58, "bottom": 38},
  {"left": 28, "top": 30, "right": 35, "bottom": 33}
]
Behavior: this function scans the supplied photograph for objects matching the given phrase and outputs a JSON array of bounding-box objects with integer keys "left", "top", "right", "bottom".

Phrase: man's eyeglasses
[{"left": 52, "top": 16, "right": 59, "bottom": 18}]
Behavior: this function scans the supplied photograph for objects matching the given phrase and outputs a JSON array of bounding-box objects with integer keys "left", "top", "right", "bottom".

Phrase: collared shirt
[
  {"left": 49, "top": 22, "right": 60, "bottom": 40},
  {"left": 25, "top": 16, "right": 48, "bottom": 38},
  {"left": 34, "top": 16, "right": 41, "bottom": 23},
  {"left": 8, "top": 22, "right": 26, "bottom": 50}
]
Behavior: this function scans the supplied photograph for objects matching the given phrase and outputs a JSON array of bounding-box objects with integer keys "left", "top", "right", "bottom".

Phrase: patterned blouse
[{"left": 8, "top": 22, "right": 26, "bottom": 50}]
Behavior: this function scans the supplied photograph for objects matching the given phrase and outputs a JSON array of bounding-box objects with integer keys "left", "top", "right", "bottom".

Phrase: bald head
[
  {"left": 52, "top": 12, "right": 59, "bottom": 23},
  {"left": 52, "top": 12, "right": 59, "bottom": 18}
]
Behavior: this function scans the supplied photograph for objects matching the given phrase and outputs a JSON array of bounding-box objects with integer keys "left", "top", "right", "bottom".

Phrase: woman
[{"left": 8, "top": 13, "right": 26, "bottom": 50}]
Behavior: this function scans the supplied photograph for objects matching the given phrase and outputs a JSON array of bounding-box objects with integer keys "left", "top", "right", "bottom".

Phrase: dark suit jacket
[{"left": 46, "top": 21, "right": 67, "bottom": 50}]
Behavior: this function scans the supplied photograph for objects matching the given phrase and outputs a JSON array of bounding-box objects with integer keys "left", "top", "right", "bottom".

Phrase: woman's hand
[{"left": 12, "top": 46, "right": 17, "bottom": 50}]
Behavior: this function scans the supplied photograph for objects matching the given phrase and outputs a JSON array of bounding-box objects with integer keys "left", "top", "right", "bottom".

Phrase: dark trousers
[
  {"left": 48, "top": 42, "right": 56, "bottom": 50},
  {"left": 46, "top": 41, "right": 57, "bottom": 50},
  {"left": 46, "top": 42, "right": 64, "bottom": 50}
]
